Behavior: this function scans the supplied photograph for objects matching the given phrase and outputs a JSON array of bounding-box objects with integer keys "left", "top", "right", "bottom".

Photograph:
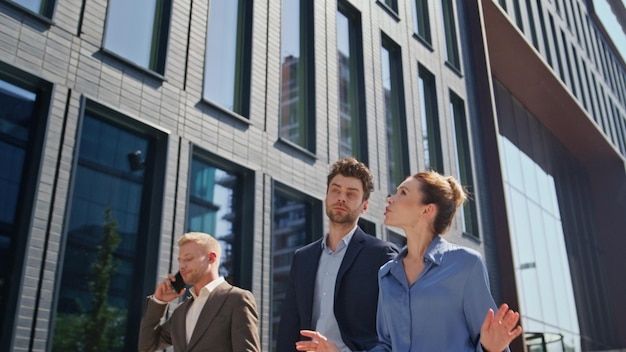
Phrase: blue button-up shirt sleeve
[{"left": 462, "top": 255, "right": 505, "bottom": 352}]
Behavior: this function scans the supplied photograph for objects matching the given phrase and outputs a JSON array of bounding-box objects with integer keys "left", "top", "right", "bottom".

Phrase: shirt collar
[
  {"left": 391, "top": 235, "right": 447, "bottom": 267},
  {"left": 321, "top": 224, "right": 358, "bottom": 252},
  {"left": 190, "top": 276, "right": 225, "bottom": 299}
]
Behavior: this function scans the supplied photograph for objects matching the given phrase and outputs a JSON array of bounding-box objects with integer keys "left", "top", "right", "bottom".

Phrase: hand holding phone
[{"left": 170, "top": 271, "right": 186, "bottom": 293}]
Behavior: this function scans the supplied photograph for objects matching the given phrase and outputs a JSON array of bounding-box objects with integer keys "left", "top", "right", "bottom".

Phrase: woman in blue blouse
[{"left": 296, "top": 171, "right": 522, "bottom": 352}]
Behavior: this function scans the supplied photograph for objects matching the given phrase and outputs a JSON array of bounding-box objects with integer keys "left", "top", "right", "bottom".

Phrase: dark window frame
[
  {"left": 50, "top": 97, "right": 168, "bottom": 352},
  {"left": 0, "top": 62, "right": 52, "bottom": 352},
  {"left": 449, "top": 90, "right": 479, "bottom": 239},
  {"left": 202, "top": 0, "right": 254, "bottom": 119},
  {"left": 101, "top": 0, "right": 172, "bottom": 77},
  {"left": 417, "top": 63, "right": 443, "bottom": 173},
  {"left": 412, "top": 0, "right": 432, "bottom": 46},
  {"left": 441, "top": 0, "right": 462, "bottom": 73},
  {"left": 337, "top": 0, "right": 368, "bottom": 164},
  {"left": 376, "top": 0, "right": 400, "bottom": 19},
  {"left": 278, "top": 0, "right": 317, "bottom": 153},
  {"left": 269, "top": 181, "right": 323, "bottom": 350},
  {"left": 185, "top": 146, "right": 255, "bottom": 290},
  {"left": 2, "top": 0, "right": 56, "bottom": 21},
  {"left": 380, "top": 33, "right": 410, "bottom": 194}
]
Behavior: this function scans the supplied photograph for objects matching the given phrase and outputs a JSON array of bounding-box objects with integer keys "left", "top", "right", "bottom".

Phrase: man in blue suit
[{"left": 276, "top": 158, "right": 399, "bottom": 352}]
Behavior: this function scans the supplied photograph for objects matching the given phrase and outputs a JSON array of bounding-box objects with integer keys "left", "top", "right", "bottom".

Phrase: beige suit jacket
[{"left": 138, "top": 281, "right": 260, "bottom": 352}]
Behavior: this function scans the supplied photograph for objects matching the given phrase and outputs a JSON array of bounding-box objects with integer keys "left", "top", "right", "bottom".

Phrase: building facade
[{"left": 0, "top": 0, "right": 624, "bottom": 351}]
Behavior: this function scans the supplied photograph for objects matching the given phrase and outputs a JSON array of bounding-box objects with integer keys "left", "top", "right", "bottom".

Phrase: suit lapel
[
  {"left": 336, "top": 228, "right": 365, "bottom": 290},
  {"left": 301, "top": 240, "right": 323, "bottom": 319},
  {"left": 186, "top": 282, "right": 232, "bottom": 351}
]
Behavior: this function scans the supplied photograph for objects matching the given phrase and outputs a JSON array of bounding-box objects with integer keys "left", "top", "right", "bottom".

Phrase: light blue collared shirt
[
  {"left": 369, "top": 236, "right": 507, "bottom": 352},
  {"left": 312, "top": 226, "right": 357, "bottom": 352}
]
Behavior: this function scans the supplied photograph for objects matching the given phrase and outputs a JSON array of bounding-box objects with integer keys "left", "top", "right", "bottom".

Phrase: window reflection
[
  {"left": 387, "top": 229, "right": 406, "bottom": 249},
  {"left": 204, "top": 0, "right": 252, "bottom": 116},
  {"left": 279, "top": 0, "right": 315, "bottom": 151},
  {"left": 449, "top": 92, "right": 478, "bottom": 236},
  {"left": 0, "top": 78, "right": 37, "bottom": 333},
  {"left": 501, "top": 136, "right": 581, "bottom": 351},
  {"left": 9, "top": 0, "right": 54, "bottom": 17},
  {"left": 418, "top": 64, "right": 442, "bottom": 172},
  {"left": 187, "top": 157, "right": 239, "bottom": 284},
  {"left": 53, "top": 113, "right": 154, "bottom": 352},
  {"left": 337, "top": 3, "right": 366, "bottom": 161},
  {"left": 382, "top": 0, "right": 398, "bottom": 13},
  {"left": 381, "top": 38, "right": 409, "bottom": 194},
  {"left": 441, "top": 0, "right": 461, "bottom": 70},
  {"left": 412, "top": 0, "right": 431, "bottom": 44},
  {"left": 271, "top": 187, "right": 320, "bottom": 350},
  {"left": 103, "top": 0, "right": 170, "bottom": 73}
]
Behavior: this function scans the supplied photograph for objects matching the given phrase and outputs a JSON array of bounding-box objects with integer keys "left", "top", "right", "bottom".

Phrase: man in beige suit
[{"left": 138, "top": 232, "right": 260, "bottom": 352}]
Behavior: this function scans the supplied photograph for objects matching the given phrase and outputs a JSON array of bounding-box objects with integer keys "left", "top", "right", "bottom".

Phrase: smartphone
[{"left": 170, "top": 271, "right": 186, "bottom": 293}]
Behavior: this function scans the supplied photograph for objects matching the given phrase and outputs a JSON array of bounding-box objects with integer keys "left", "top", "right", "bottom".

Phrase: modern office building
[{"left": 0, "top": 0, "right": 624, "bottom": 351}]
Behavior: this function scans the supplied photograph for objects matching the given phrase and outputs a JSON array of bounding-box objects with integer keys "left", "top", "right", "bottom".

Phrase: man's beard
[{"left": 326, "top": 207, "right": 358, "bottom": 224}]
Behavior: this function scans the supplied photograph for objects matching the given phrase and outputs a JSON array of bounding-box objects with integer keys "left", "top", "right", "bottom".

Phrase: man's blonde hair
[{"left": 178, "top": 232, "right": 221, "bottom": 258}]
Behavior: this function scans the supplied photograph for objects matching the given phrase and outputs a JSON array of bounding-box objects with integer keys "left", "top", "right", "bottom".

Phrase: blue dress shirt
[
  {"left": 369, "top": 236, "right": 507, "bottom": 352},
  {"left": 312, "top": 229, "right": 355, "bottom": 352}
]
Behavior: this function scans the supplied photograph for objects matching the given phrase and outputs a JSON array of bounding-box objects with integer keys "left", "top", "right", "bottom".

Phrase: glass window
[
  {"left": 500, "top": 135, "right": 581, "bottom": 351},
  {"left": 0, "top": 73, "right": 49, "bottom": 349},
  {"left": 271, "top": 183, "right": 322, "bottom": 350},
  {"left": 441, "top": 0, "right": 461, "bottom": 71},
  {"left": 536, "top": 0, "right": 553, "bottom": 68},
  {"left": 7, "top": 0, "right": 54, "bottom": 17},
  {"left": 103, "top": 0, "right": 171, "bottom": 74},
  {"left": 381, "top": 36, "right": 409, "bottom": 193},
  {"left": 382, "top": 0, "right": 398, "bottom": 13},
  {"left": 449, "top": 91, "right": 479, "bottom": 237},
  {"left": 358, "top": 218, "right": 376, "bottom": 236},
  {"left": 512, "top": 0, "right": 524, "bottom": 33},
  {"left": 525, "top": 0, "right": 538, "bottom": 49},
  {"left": 52, "top": 107, "right": 165, "bottom": 352},
  {"left": 497, "top": 0, "right": 507, "bottom": 11},
  {"left": 418, "top": 63, "right": 443, "bottom": 172},
  {"left": 562, "top": 31, "right": 578, "bottom": 98},
  {"left": 412, "top": 0, "right": 431, "bottom": 44},
  {"left": 203, "top": 0, "right": 253, "bottom": 116},
  {"left": 186, "top": 151, "right": 254, "bottom": 288},
  {"left": 548, "top": 14, "right": 566, "bottom": 82},
  {"left": 280, "top": 0, "right": 316, "bottom": 151},
  {"left": 337, "top": 2, "right": 367, "bottom": 161},
  {"left": 387, "top": 229, "right": 406, "bottom": 248}
]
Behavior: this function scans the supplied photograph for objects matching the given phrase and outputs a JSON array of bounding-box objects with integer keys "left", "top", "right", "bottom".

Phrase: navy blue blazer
[{"left": 276, "top": 227, "right": 398, "bottom": 351}]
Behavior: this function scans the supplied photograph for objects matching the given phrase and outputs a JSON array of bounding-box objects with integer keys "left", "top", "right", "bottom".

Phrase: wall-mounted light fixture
[{"left": 127, "top": 150, "right": 145, "bottom": 171}]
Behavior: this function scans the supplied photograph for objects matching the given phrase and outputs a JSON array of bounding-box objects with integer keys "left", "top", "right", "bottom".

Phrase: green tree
[{"left": 84, "top": 207, "right": 121, "bottom": 352}]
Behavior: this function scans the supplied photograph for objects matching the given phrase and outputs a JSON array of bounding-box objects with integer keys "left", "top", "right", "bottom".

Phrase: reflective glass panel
[
  {"left": 9, "top": 0, "right": 53, "bottom": 16},
  {"left": 271, "top": 188, "right": 317, "bottom": 349},
  {"left": 0, "top": 79, "right": 37, "bottom": 328},
  {"left": 187, "top": 157, "right": 240, "bottom": 284},
  {"left": 381, "top": 41, "right": 408, "bottom": 193},
  {"left": 204, "top": 0, "right": 244, "bottom": 112},
  {"left": 412, "top": 0, "right": 431, "bottom": 44},
  {"left": 337, "top": 6, "right": 365, "bottom": 160},
  {"left": 280, "top": 0, "right": 307, "bottom": 147},
  {"left": 441, "top": 0, "right": 460, "bottom": 69},
  {"left": 53, "top": 114, "right": 152, "bottom": 352},
  {"left": 104, "top": 0, "right": 164, "bottom": 71},
  {"left": 418, "top": 64, "right": 442, "bottom": 172},
  {"left": 449, "top": 92, "right": 478, "bottom": 235},
  {"left": 501, "top": 136, "right": 581, "bottom": 351}
]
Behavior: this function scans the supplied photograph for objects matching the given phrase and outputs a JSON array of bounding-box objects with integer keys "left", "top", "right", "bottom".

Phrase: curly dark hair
[{"left": 327, "top": 158, "right": 374, "bottom": 201}]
